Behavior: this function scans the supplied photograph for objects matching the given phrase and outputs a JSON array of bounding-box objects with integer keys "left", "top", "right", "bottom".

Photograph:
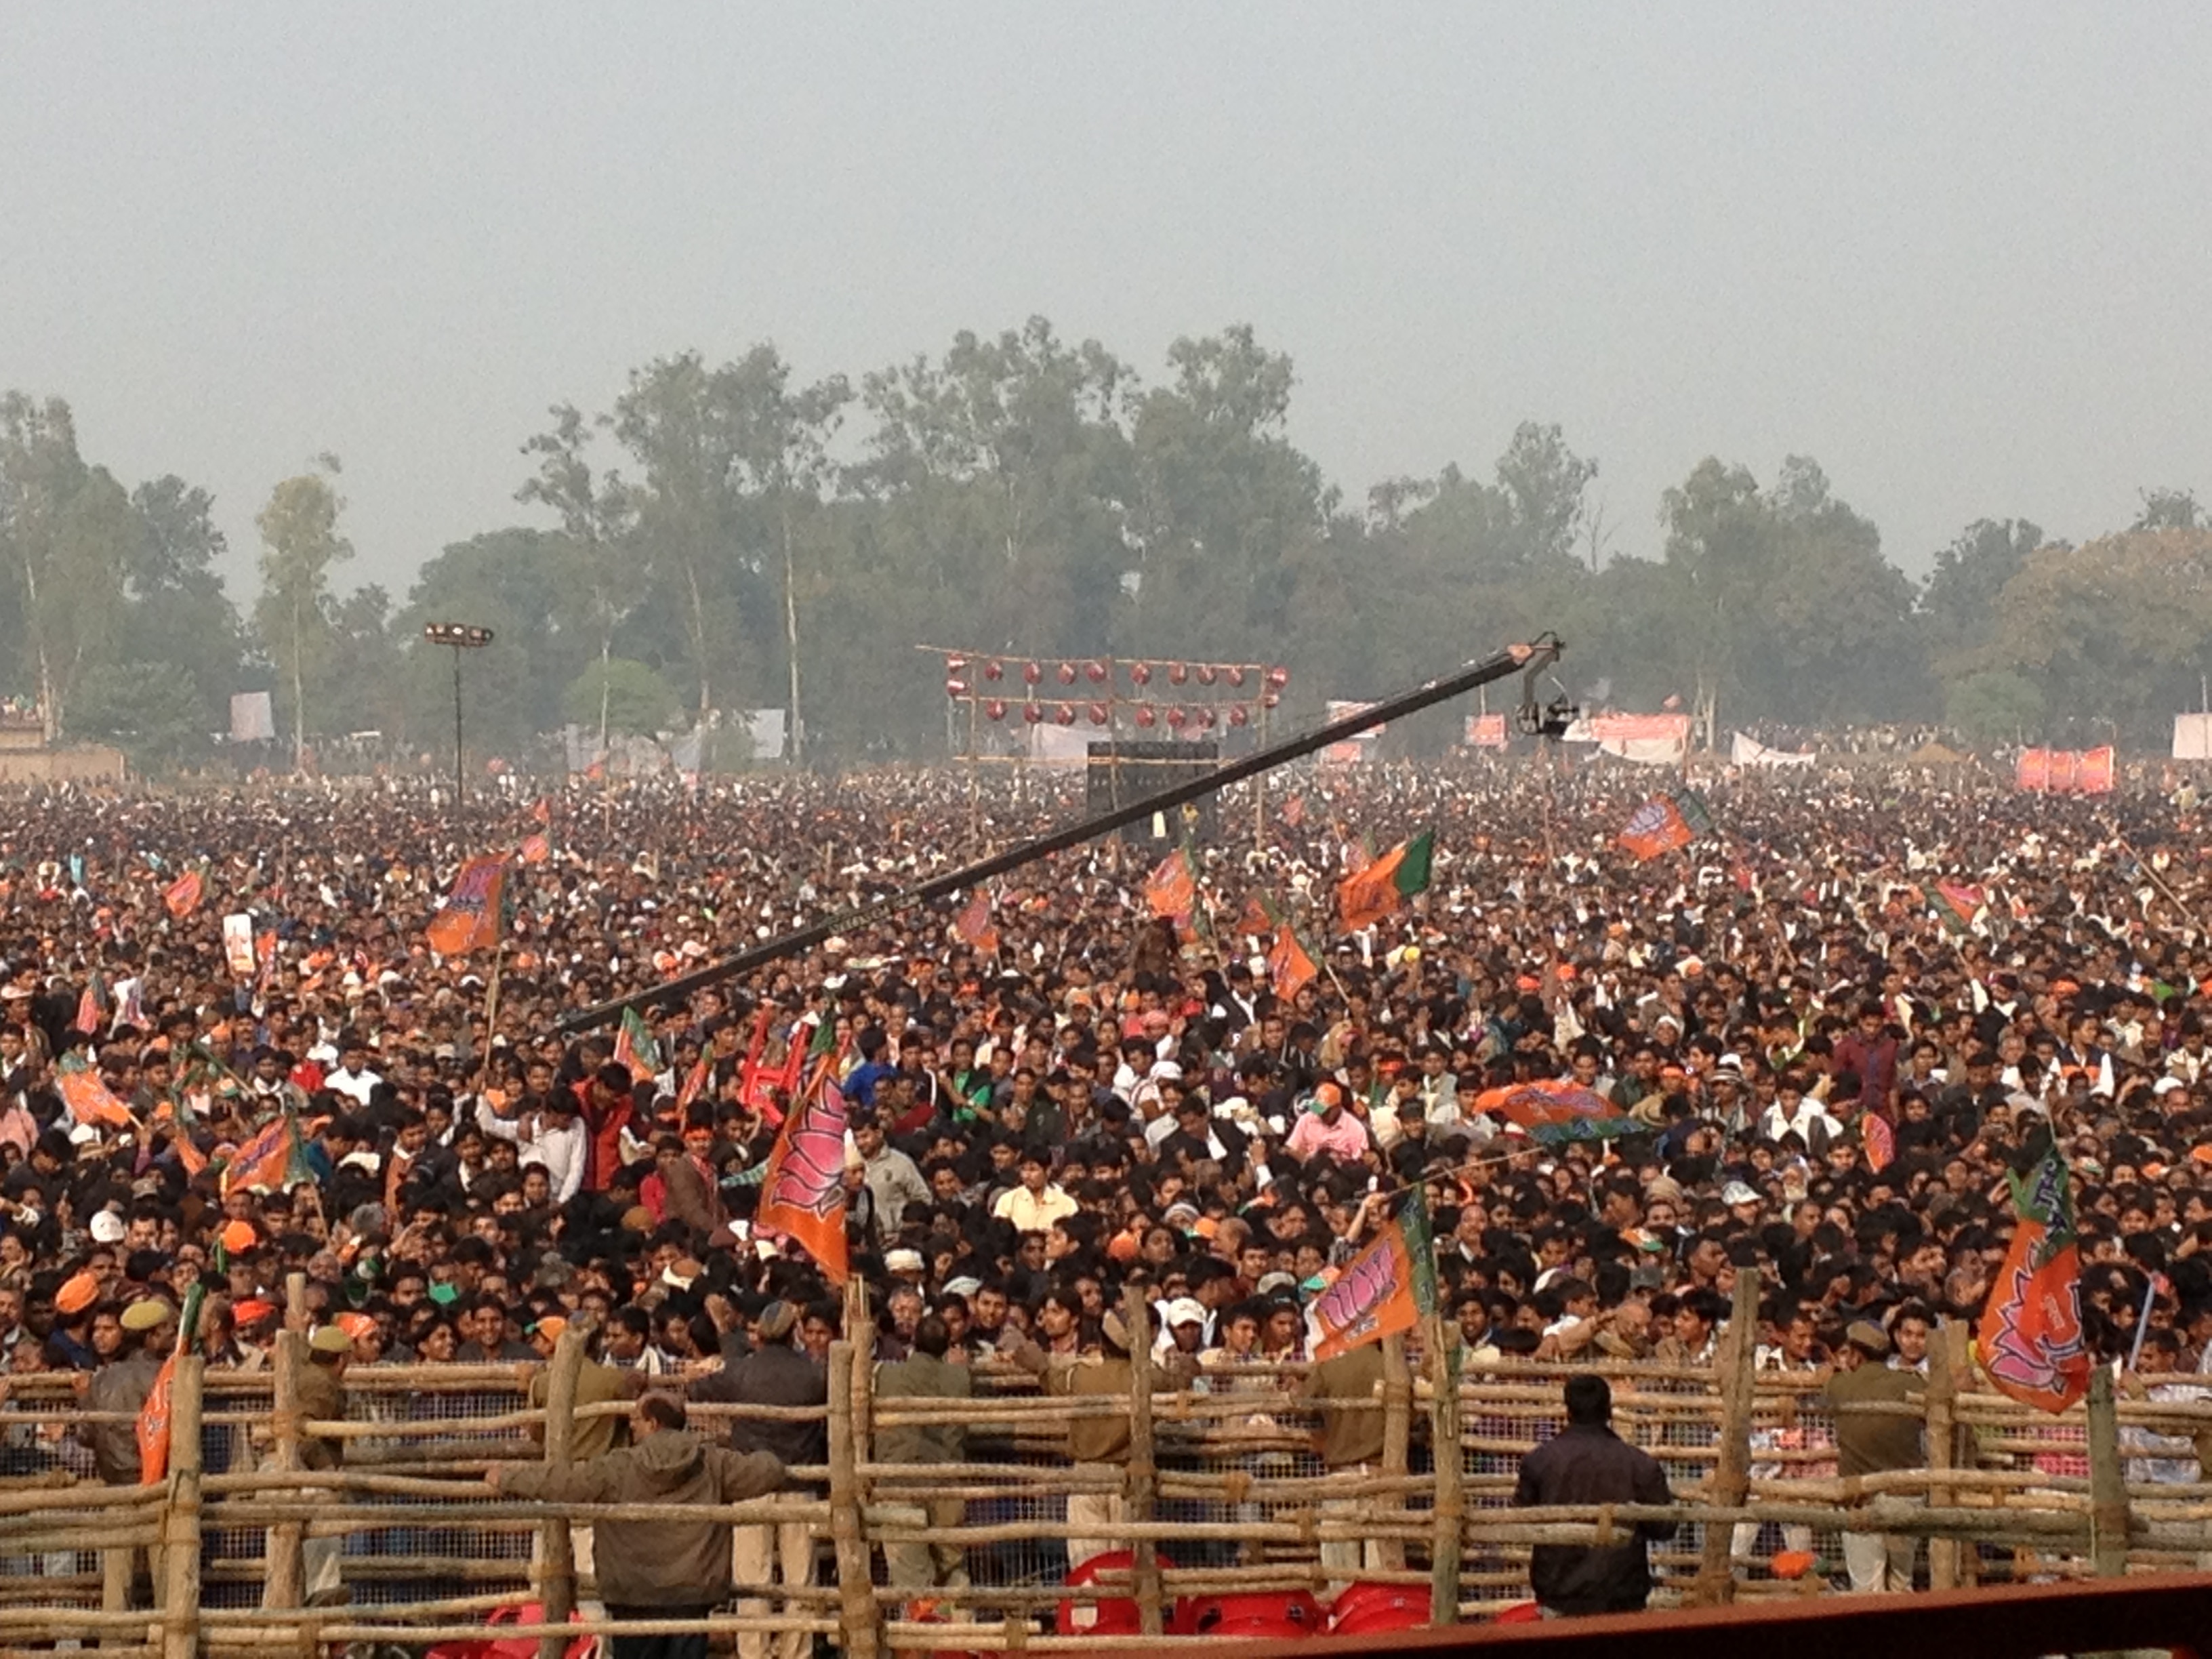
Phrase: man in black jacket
[{"left": 1513, "top": 1375, "right": 1676, "bottom": 1616}]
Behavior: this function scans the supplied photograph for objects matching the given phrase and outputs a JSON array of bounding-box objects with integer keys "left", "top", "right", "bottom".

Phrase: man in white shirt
[
  {"left": 477, "top": 1092, "right": 585, "bottom": 1204},
  {"left": 324, "top": 1036, "right": 384, "bottom": 1106}
]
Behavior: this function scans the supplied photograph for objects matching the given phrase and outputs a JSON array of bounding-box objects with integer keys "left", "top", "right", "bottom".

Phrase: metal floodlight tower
[{"left": 422, "top": 623, "right": 495, "bottom": 814}]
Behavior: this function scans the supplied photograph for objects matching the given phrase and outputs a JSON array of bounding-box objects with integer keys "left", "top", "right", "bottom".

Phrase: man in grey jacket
[{"left": 494, "top": 1392, "right": 784, "bottom": 1659}]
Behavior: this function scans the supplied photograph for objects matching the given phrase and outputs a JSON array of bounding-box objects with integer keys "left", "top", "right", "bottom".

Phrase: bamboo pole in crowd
[
  {"left": 1690, "top": 1272, "right": 1760, "bottom": 1606},
  {"left": 535, "top": 1326, "right": 586, "bottom": 1659},
  {"left": 1424, "top": 1307, "right": 1462, "bottom": 1626},
  {"left": 827, "top": 1342, "right": 880, "bottom": 1659},
  {"left": 2087, "top": 1368, "right": 2129, "bottom": 1578},
  {"left": 1925, "top": 1326, "right": 1960, "bottom": 1590},
  {"left": 1380, "top": 1332, "right": 1412, "bottom": 1573},
  {"left": 1122, "top": 1287, "right": 1164, "bottom": 1639},
  {"left": 159, "top": 1355, "right": 204, "bottom": 1659},
  {"left": 262, "top": 1326, "right": 305, "bottom": 1612}
]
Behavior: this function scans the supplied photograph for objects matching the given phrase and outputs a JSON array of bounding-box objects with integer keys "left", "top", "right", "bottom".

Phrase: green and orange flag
[
  {"left": 1978, "top": 1138, "right": 2091, "bottom": 1414},
  {"left": 220, "top": 1109, "right": 315, "bottom": 1199},
  {"left": 1305, "top": 1187, "right": 1437, "bottom": 1361},
  {"left": 613, "top": 1007, "right": 661, "bottom": 1080},
  {"left": 1336, "top": 829, "right": 1433, "bottom": 932}
]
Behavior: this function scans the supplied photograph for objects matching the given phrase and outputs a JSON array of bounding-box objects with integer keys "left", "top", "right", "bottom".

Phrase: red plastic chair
[
  {"left": 1328, "top": 1581, "right": 1427, "bottom": 1637},
  {"left": 1493, "top": 1600, "right": 1546, "bottom": 1624},
  {"left": 1057, "top": 1550, "right": 1170, "bottom": 1636},
  {"left": 1177, "top": 1589, "right": 1325, "bottom": 1639},
  {"left": 424, "top": 1602, "right": 593, "bottom": 1659}
]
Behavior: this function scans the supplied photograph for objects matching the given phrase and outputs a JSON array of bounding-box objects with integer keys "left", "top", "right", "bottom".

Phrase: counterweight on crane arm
[{"left": 556, "top": 635, "right": 1565, "bottom": 1033}]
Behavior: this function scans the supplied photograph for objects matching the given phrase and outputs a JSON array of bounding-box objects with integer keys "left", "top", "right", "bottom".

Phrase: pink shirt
[{"left": 1286, "top": 1109, "right": 1371, "bottom": 1165}]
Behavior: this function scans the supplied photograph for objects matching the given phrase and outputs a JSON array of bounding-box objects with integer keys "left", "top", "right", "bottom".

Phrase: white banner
[
  {"left": 2175, "top": 714, "right": 2212, "bottom": 762},
  {"left": 228, "top": 691, "right": 274, "bottom": 744},
  {"left": 1732, "top": 731, "right": 1816, "bottom": 769}
]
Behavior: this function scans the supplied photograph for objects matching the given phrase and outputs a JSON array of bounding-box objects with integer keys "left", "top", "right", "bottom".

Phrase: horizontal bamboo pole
[
  {"left": 204, "top": 1618, "right": 841, "bottom": 1647},
  {"left": 212, "top": 1498, "right": 832, "bottom": 1526}
]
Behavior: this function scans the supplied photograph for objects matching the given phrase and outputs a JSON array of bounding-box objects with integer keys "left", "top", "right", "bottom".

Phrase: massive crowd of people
[{"left": 2, "top": 756, "right": 2210, "bottom": 1605}]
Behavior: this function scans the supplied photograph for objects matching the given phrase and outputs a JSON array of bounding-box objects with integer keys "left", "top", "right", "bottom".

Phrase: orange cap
[
  {"left": 220, "top": 1220, "right": 259, "bottom": 1255},
  {"left": 56, "top": 1272, "right": 99, "bottom": 1315}
]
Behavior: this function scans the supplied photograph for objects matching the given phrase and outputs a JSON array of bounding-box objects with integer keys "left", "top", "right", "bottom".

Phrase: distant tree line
[{"left": 3, "top": 323, "right": 2207, "bottom": 773}]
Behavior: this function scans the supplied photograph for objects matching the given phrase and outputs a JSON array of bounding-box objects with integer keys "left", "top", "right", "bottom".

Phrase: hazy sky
[{"left": 6, "top": 5, "right": 2209, "bottom": 603}]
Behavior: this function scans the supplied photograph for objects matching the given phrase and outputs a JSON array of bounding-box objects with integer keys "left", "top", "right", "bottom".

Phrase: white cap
[
  {"left": 89, "top": 1210, "right": 126, "bottom": 1244},
  {"left": 1721, "top": 1181, "right": 1761, "bottom": 1207},
  {"left": 1164, "top": 1296, "right": 1208, "bottom": 1328}
]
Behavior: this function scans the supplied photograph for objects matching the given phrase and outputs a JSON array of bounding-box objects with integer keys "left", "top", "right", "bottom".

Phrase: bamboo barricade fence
[{"left": 3, "top": 1340, "right": 2212, "bottom": 1653}]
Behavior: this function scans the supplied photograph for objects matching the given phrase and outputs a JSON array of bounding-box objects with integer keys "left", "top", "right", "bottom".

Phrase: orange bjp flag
[
  {"left": 753, "top": 1061, "right": 853, "bottom": 1284},
  {"left": 162, "top": 865, "right": 205, "bottom": 920},
  {"left": 56, "top": 1054, "right": 135, "bottom": 1130},
  {"left": 425, "top": 855, "right": 509, "bottom": 958},
  {"left": 1144, "top": 849, "right": 1197, "bottom": 923},
  {"left": 1978, "top": 1141, "right": 2091, "bottom": 1414}
]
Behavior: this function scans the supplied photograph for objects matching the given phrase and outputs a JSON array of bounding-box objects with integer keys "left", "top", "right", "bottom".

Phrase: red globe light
[
  {"left": 1265, "top": 665, "right": 1289, "bottom": 689},
  {"left": 1197, "top": 708, "right": 1218, "bottom": 730},
  {"left": 1054, "top": 703, "right": 1076, "bottom": 725},
  {"left": 1168, "top": 663, "right": 1189, "bottom": 685},
  {"left": 1262, "top": 691, "right": 1281, "bottom": 709},
  {"left": 1023, "top": 661, "right": 1042, "bottom": 684},
  {"left": 945, "top": 678, "right": 968, "bottom": 698},
  {"left": 1086, "top": 660, "right": 1108, "bottom": 683},
  {"left": 1227, "top": 665, "right": 1248, "bottom": 687},
  {"left": 1228, "top": 704, "right": 1250, "bottom": 727},
  {"left": 1166, "top": 706, "right": 1188, "bottom": 729},
  {"left": 1197, "top": 663, "right": 1218, "bottom": 687},
  {"left": 1130, "top": 662, "right": 1152, "bottom": 685},
  {"left": 1023, "top": 702, "right": 1044, "bottom": 723},
  {"left": 1056, "top": 662, "right": 1077, "bottom": 685},
  {"left": 985, "top": 699, "right": 1007, "bottom": 722},
  {"left": 984, "top": 659, "right": 1004, "bottom": 682},
  {"left": 1134, "top": 705, "right": 1158, "bottom": 728},
  {"left": 1088, "top": 703, "right": 1109, "bottom": 725}
]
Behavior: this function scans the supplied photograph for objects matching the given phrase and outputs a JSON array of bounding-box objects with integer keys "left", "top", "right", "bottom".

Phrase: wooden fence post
[
  {"left": 1379, "top": 1333, "right": 1412, "bottom": 1572},
  {"left": 1425, "top": 1312, "right": 1463, "bottom": 1627},
  {"left": 161, "top": 1353, "right": 205, "bottom": 1659},
  {"left": 1925, "top": 1324, "right": 1959, "bottom": 1590},
  {"left": 537, "top": 1326, "right": 586, "bottom": 1659},
  {"left": 264, "top": 1326, "right": 306, "bottom": 1611},
  {"left": 1942, "top": 1323, "right": 1979, "bottom": 1585},
  {"left": 1122, "top": 1288, "right": 1163, "bottom": 1638},
  {"left": 1690, "top": 1271, "right": 1759, "bottom": 1605},
  {"left": 827, "top": 1342, "right": 881, "bottom": 1659},
  {"left": 2086, "top": 1366, "right": 2129, "bottom": 1578}
]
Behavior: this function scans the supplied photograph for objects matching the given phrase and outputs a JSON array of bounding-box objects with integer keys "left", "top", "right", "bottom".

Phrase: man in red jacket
[{"left": 577, "top": 1063, "right": 638, "bottom": 1193}]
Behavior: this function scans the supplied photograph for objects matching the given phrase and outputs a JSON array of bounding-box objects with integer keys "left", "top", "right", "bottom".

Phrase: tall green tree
[
  {"left": 253, "top": 462, "right": 352, "bottom": 771},
  {"left": 519, "top": 405, "right": 638, "bottom": 759},
  {"left": 716, "top": 346, "right": 851, "bottom": 762}
]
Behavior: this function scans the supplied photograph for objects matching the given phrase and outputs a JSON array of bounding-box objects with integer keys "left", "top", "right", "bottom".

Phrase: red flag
[
  {"left": 1281, "top": 794, "right": 1307, "bottom": 829},
  {"left": 754, "top": 1060, "right": 852, "bottom": 1283},
  {"left": 519, "top": 832, "right": 551, "bottom": 865},
  {"left": 676, "top": 1055, "right": 711, "bottom": 1114},
  {"left": 1978, "top": 1142, "right": 2091, "bottom": 1414}
]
